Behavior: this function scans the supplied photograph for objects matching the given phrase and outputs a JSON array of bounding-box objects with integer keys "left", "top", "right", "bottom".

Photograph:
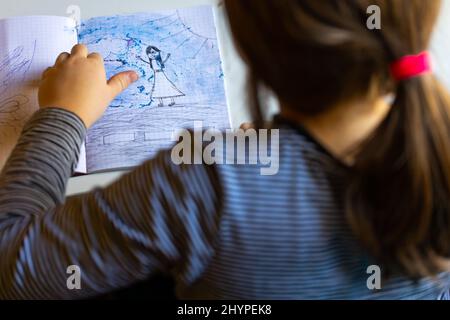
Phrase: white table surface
[{"left": 1, "top": 0, "right": 449, "bottom": 195}]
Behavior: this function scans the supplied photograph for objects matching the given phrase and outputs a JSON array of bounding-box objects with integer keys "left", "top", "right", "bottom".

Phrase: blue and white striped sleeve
[{"left": 0, "top": 108, "right": 222, "bottom": 299}]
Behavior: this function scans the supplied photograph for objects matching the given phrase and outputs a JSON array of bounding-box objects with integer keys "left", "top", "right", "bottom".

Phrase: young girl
[{"left": 0, "top": 0, "right": 449, "bottom": 299}]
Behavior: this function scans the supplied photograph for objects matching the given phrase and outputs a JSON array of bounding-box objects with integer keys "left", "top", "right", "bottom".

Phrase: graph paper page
[
  {"left": 80, "top": 6, "right": 230, "bottom": 173},
  {"left": 0, "top": 16, "right": 82, "bottom": 171}
]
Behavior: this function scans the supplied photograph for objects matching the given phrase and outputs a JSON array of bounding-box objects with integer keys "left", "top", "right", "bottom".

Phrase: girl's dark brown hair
[{"left": 224, "top": 0, "right": 450, "bottom": 277}]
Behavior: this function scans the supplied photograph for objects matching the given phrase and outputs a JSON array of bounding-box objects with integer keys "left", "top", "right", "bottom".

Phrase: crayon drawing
[{"left": 79, "top": 6, "right": 230, "bottom": 172}]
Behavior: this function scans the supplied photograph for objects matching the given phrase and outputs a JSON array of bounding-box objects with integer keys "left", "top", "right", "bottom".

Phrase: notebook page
[
  {"left": 0, "top": 16, "right": 83, "bottom": 171},
  {"left": 80, "top": 6, "right": 230, "bottom": 173}
]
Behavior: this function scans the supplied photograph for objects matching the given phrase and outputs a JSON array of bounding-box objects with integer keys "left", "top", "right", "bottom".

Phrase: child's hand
[{"left": 38, "top": 44, "right": 139, "bottom": 128}]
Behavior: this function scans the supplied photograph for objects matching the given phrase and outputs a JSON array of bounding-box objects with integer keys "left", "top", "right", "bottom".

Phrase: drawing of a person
[{"left": 139, "top": 45, "right": 185, "bottom": 107}]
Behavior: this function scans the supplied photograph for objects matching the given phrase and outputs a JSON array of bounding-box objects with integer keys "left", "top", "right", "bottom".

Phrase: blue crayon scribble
[
  {"left": 79, "top": 6, "right": 230, "bottom": 173},
  {"left": 79, "top": 7, "right": 226, "bottom": 109}
]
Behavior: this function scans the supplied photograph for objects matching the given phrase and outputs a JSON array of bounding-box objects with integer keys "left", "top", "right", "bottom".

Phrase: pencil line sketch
[
  {"left": 0, "top": 43, "right": 36, "bottom": 167},
  {"left": 79, "top": 6, "right": 230, "bottom": 173},
  {"left": 0, "top": 44, "right": 36, "bottom": 96},
  {"left": 0, "top": 95, "right": 29, "bottom": 130}
]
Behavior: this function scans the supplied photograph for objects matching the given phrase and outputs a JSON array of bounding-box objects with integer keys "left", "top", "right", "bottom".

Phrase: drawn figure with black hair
[{"left": 139, "top": 45, "right": 185, "bottom": 106}]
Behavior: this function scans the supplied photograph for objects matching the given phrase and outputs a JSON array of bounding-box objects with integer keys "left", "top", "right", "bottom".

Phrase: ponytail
[
  {"left": 224, "top": 0, "right": 449, "bottom": 278},
  {"left": 347, "top": 74, "right": 450, "bottom": 277}
]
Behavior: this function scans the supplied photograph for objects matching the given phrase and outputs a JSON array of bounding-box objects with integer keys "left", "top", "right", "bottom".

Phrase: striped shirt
[{"left": 0, "top": 107, "right": 449, "bottom": 299}]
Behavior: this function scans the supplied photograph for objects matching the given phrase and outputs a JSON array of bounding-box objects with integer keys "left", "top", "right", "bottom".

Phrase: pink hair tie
[{"left": 390, "top": 51, "right": 432, "bottom": 81}]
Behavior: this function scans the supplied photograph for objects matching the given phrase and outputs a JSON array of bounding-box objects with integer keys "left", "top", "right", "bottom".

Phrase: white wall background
[
  {"left": 1, "top": 0, "right": 449, "bottom": 195},
  {"left": 433, "top": 0, "right": 450, "bottom": 88}
]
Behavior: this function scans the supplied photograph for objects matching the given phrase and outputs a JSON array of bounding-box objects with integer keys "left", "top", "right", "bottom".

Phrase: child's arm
[{"left": 0, "top": 45, "right": 221, "bottom": 299}]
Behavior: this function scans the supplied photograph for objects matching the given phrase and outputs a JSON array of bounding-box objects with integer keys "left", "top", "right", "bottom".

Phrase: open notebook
[{"left": 0, "top": 5, "right": 230, "bottom": 174}]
